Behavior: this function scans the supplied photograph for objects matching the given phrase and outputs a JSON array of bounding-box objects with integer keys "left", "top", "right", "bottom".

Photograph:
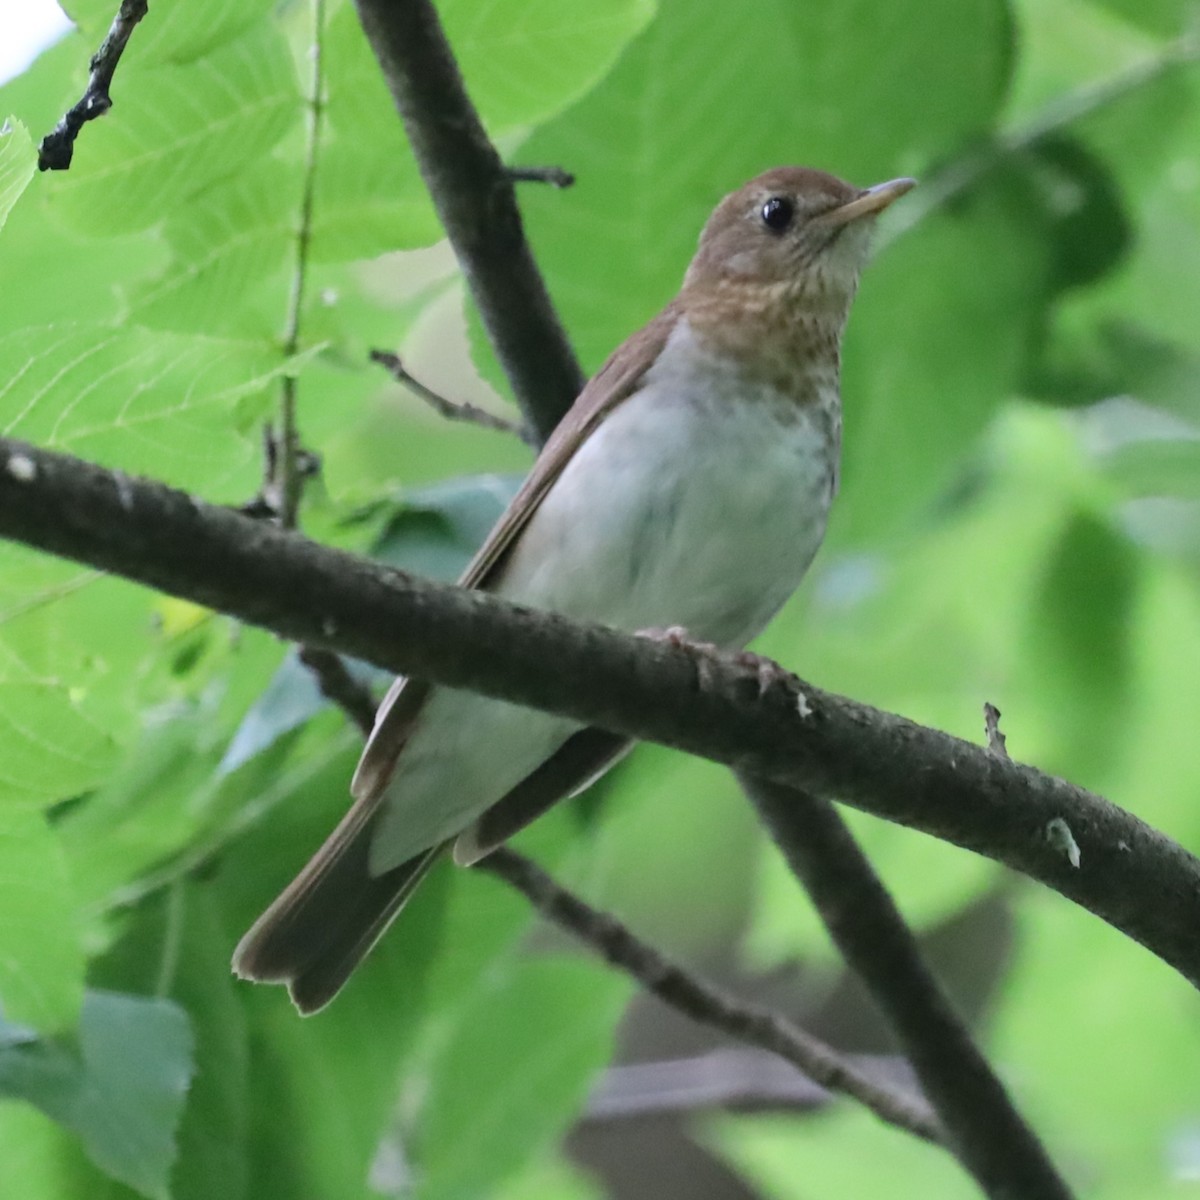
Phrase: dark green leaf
[
  {"left": 409, "top": 956, "right": 630, "bottom": 1200},
  {"left": 0, "top": 991, "right": 194, "bottom": 1200},
  {"left": 1023, "top": 510, "right": 1139, "bottom": 775},
  {"left": 517, "top": 0, "right": 1013, "bottom": 373}
]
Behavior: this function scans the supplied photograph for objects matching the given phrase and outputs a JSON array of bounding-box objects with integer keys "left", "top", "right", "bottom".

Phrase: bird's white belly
[
  {"left": 370, "top": 337, "right": 838, "bottom": 871},
  {"left": 505, "top": 384, "right": 835, "bottom": 646}
]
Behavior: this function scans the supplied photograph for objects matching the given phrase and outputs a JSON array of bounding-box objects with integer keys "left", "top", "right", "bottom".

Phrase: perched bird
[{"left": 234, "top": 166, "right": 914, "bottom": 1013}]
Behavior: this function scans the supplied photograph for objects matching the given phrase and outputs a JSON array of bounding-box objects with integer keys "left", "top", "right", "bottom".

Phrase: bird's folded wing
[{"left": 350, "top": 305, "right": 680, "bottom": 806}]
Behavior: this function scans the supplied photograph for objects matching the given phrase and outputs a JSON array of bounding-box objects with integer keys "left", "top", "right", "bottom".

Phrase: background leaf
[
  {"left": 0, "top": 991, "right": 194, "bottom": 1199},
  {"left": 0, "top": 808, "right": 82, "bottom": 1032},
  {"left": 0, "top": 117, "right": 34, "bottom": 230}
]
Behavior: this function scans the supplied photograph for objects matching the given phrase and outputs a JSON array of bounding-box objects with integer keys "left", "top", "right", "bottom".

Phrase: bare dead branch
[
  {"left": 507, "top": 165, "right": 576, "bottom": 188},
  {"left": 482, "top": 847, "right": 942, "bottom": 1143},
  {"left": 984, "top": 702, "right": 1009, "bottom": 759},
  {"left": 370, "top": 350, "right": 533, "bottom": 444},
  {"left": 39, "top": 0, "right": 149, "bottom": 171}
]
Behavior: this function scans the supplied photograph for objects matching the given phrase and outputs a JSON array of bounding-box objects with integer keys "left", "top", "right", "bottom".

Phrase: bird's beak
[{"left": 822, "top": 177, "right": 917, "bottom": 227}]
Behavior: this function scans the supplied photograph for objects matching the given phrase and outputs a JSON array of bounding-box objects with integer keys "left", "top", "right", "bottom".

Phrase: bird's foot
[{"left": 636, "top": 626, "right": 799, "bottom": 703}]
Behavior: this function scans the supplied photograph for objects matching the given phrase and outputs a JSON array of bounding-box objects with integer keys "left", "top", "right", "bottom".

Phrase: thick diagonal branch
[
  {"left": 351, "top": 0, "right": 583, "bottom": 440},
  {"left": 2, "top": 436, "right": 1199, "bottom": 996},
  {"left": 743, "top": 778, "right": 1073, "bottom": 1199}
]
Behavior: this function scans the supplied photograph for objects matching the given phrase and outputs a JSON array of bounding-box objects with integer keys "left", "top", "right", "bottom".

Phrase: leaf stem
[{"left": 278, "top": 0, "right": 327, "bottom": 530}]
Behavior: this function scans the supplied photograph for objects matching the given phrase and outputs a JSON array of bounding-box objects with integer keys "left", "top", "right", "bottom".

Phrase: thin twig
[
  {"left": 296, "top": 647, "right": 377, "bottom": 737},
  {"left": 507, "top": 165, "right": 575, "bottom": 188},
  {"left": 370, "top": 350, "right": 534, "bottom": 444},
  {"left": 351, "top": 0, "right": 584, "bottom": 440},
  {"left": 4, "top": 437, "right": 1200, "bottom": 994},
  {"left": 38, "top": 0, "right": 149, "bottom": 171},
  {"left": 482, "top": 847, "right": 943, "bottom": 1144},
  {"left": 984, "top": 703, "right": 1008, "bottom": 759},
  {"left": 740, "top": 777, "right": 1074, "bottom": 1200}
]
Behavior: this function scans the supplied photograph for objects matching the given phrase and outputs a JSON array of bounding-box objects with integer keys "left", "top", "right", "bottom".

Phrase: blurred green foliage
[{"left": 0, "top": 0, "right": 1198, "bottom": 1195}]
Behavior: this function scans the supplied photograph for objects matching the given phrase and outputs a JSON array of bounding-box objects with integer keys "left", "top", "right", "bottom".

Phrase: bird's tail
[{"left": 233, "top": 817, "right": 443, "bottom": 1015}]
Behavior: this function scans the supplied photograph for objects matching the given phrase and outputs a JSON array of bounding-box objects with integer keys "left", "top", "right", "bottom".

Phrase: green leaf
[
  {"left": 1101, "top": 433, "right": 1200, "bottom": 500},
  {"left": 86, "top": 883, "right": 251, "bottom": 1200},
  {"left": 747, "top": 812, "right": 999, "bottom": 970},
  {"left": 712, "top": 1109, "right": 980, "bottom": 1200},
  {"left": 991, "top": 883, "right": 1200, "bottom": 1198},
  {"left": 0, "top": 193, "right": 166, "bottom": 333},
  {"left": 411, "top": 956, "right": 630, "bottom": 1200},
  {"left": 222, "top": 801, "right": 454, "bottom": 1197},
  {"left": 1085, "top": 0, "right": 1195, "bottom": 37},
  {"left": 126, "top": 159, "right": 297, "bottom": 337},
  {"left": 159, "top": 889, "right": 249, "bottom": 1200},
  {"left": 61, "top": 0, "right": 276, "bottom": 58},
  {"left": 1005, "top": 0, "right": 1162, "bottom": 121},
  {"left": 369, "top": 473, "right": 521, "bottom": 581},
  {"left": 0, "top": 118, "right": 35, "bottom": 233},
  {"left": 444, "top": 0, "right": 658, "bottom": 133},
  {"left": 313, "top": 0, "right": 656, "bottom": 262},
  {"left": 218, "top": 650, "right": 383, "bottom": 775},
  {"left": 0, "top": 679, "right": 118, "bottom": 810},
  {"left": 517, "top": 0, "right": 1013, "bottom": 373},
  {"left": 1020, "top": 509, "right": 1139, "bottom": 776},
  {"left": 0, "top": 808, "right": 82, "bottom": 1033},
  {"left": 44, "top": 24, "right": 300, "bottom": 237},
  {"left": 0, "top": 325, "right": 305, "bottom": 492},
  {"left": 835, "top": 184, "right": 1048, "bottom": 544},
  {"left": 0, "top": 991, "right": 194, "bottom": 1200}
]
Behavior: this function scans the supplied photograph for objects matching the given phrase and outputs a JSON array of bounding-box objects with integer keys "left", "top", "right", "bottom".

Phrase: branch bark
[
  {"left": 351, "top": 0, "right": 584, "bottom": 440},
  {"left": 2, "top": 436, "right": 1198, "bottom": 996},
  {"left": 38, "top": 0, "right": 149, "bottom": 171},
  {"left": 483, "top": 847, "right": 941, "bottom": 1143},
  {"left": 742, "top": 778, "right": 1072, "bottom": 1198}
]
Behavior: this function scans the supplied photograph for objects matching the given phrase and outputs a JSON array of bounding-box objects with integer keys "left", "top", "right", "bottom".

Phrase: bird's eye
[{"left": 761, "top": 196, "right": 795, "bottom": 232}]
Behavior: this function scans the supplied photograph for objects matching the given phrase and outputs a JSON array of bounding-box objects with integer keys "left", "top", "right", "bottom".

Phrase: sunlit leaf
[
  {"left": 0, "top": 325, "right": 308, "bottom": 492},
  {"left": 0, "top": 680, "right": 118, "bottom": 810},
  {"left": 0, "top": 118, "right": 35, "bottom": 232},
  {"left": 0, "top": 808, "right": 82, "bottom": 1032},
  {"left": 45, "top": 24, "right": 300, "bottom": 236}
]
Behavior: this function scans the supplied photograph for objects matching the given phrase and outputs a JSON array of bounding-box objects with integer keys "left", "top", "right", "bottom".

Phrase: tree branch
[
  {"left": 741, "top": 778, "right": 1072, "bottom": 1198},
  {"left": 585, "top": 1047, "right": 920, "bottom": 1121},
  {"left": 370, "top": 350, "right": 533, "bottom": 444},
  {"left": 351, "top": 0, "right": 584, "bottom": 440},
  {"left": 296, "top": 646, "right": 376, "bottom": 737},
  {"left": 507, "top": 165, "right": 576, "bottom": 189},
  {"left": 482, "top": 847, "right": 941, "bottom": 1143},
  {"left": 38, "top": 0, "right": 149, "bottom": 171},
  {"left": 2, "top": 436, "right": 1199, "bottom": 996}
]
